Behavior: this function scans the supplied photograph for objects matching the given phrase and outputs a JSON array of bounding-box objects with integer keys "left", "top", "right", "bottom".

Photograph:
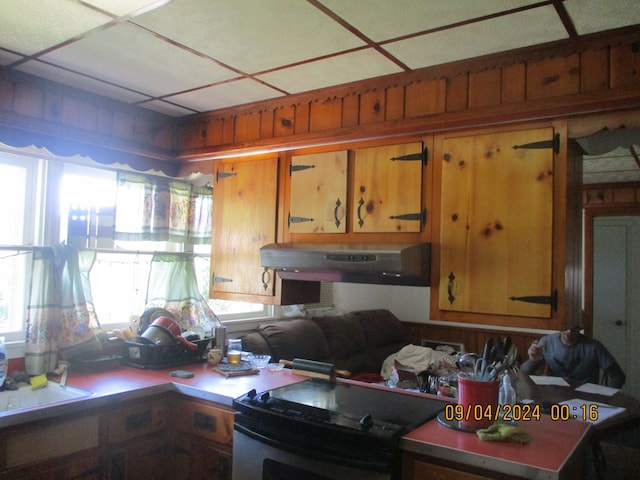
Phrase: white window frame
[{"left": 0, "top": 150, "right": 277, "bottom": 358}]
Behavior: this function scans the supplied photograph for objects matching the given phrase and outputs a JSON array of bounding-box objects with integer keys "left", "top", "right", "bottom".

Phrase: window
[
  {"left": 0, "top": 151, "right": 271, "bottom": 346},
  {"left": 0, "top": 153, "right": 41, "bottom": 341}
]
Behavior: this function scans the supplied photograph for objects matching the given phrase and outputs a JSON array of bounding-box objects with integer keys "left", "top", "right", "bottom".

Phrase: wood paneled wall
[
  {"left": 177, "top": 28, "right": 640, "bottom": 164},
  {"left": 401, "top": 321, "right": 539, "bottom": 364},
  {"left": 583, "top": 182, "right": 640, "bottom": 208},
  {"left": 0, "top": 69, "right": 177, "bottom": 174}
]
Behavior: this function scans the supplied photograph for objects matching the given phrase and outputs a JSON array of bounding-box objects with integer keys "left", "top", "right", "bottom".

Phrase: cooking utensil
[
  {"left": 141, "top": 324, "right": 176, "bottom": 346},
  {"left": 150, "top": 316, "right": 198, "bottom": 352},
  {"left": 474, "top": 357, "right": 498, "bottom": 381},
  {"left": 457, "top": 353, "right": 479, "bottom": 375}
]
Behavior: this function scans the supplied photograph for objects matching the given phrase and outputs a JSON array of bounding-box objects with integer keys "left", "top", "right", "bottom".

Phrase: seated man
[{"left": 521, "top": 326, "right": 626, "bottom": 388}]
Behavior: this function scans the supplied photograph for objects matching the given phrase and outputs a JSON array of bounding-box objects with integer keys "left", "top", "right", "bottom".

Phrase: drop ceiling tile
[
  {"left": 583, "top": 155, "right": 640, "bottom": 173},
  {"left": 40, "top": 23, "right": 238, "bottom": 98},
  {"left": 132, "top": 0, "right": 365, "bottom": 73},
  {"left": 564, "top": 0, "right": 640, "bottom": 35},
  {"left": 83, "top": 0, "right": 170, "bottom": 18},
  {"left": 384, "top": 5, "right": 568, "bottom": 69},
  {"left": 257, "top": 49, "right": 404, "bottom": 94},
  {"left": 318, "top": 0, "right": 541, "bottom": 42},
  {"left": 165, "top": 78, "right": 284, "bottom": 112},
  {"left": 138, "top": 99, "right": 197, "bottom": 117},
  {"left": 0, "top": 0, "right": 113, "bottom": 56},
  {"left": 0, "top": 50, "right": 23, "bottom": 66},
  {"left": 15, "top": 60, "right": 152, "bottom": 104},
  {"left": 584, "top": 171, "right": 640, "bottom": 184}
]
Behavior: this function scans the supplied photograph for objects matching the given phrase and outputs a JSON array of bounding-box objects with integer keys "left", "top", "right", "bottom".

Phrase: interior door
[{"left": 593, "top": 216, "right": 640, "bottom": 398}]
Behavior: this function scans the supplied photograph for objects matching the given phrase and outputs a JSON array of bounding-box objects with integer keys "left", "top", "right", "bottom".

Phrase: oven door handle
[{"left": 234, "top": 423, "right": 393, "bottom": 473}]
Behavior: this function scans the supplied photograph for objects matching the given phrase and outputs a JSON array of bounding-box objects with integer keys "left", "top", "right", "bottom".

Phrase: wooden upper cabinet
[
  {"left": 289, "top": 151, "right": 348, "bottom": 233},
  {"left": 437, "top": 127, "right": 555, "bottom": 318},
  {"left": 210, "top": 156, "right": 278, "bottom": 298},
  {"left": 352, "top": 142, "right": 424, "bottom": 233}
]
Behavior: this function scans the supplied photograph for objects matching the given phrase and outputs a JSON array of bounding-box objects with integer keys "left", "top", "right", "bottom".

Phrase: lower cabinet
[
  {"left": 170, "top": 396, "right": 234, "bottom": 480},
  {"left": 0, "top": 413, "right": 102, "bottom": 480},
  {"left": 173, "top": 432, "right": 232, "bottom": 480},
  {"left": 105, "top": 395, "right": 169, "bottom": 480},
  {"left": 0, "top": 393, "right": 234, "bottom": 480},
  {"left": 402, "top": 453, "right": 494, "bottom": 480},
  {"left": 107, "top": 433, "right": 168, "bottom": 480}
]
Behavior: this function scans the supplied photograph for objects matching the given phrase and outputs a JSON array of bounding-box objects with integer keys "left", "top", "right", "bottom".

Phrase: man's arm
[
  {"left": 520, "top": 338, "right": 546, "bottom": 375},
  {"left": 596, "top": 341, "right": 626, "bottom": 388},
  {"left": 603, "top": 362, "right": 626, "bottom": 388}
]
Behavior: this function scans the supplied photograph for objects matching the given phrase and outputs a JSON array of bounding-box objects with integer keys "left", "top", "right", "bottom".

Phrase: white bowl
[
  {"left": 249, "top": 354, "right": 271, "bottom": 369},
  {"left": 266, "top": 362, "right": 284, "bottom": 372}
]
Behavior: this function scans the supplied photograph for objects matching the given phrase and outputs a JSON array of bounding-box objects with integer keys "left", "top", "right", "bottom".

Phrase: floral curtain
[
  {"left": 114, "top": 171, "right": 212, "bottom": 245},
  {"left": 144, "top": 253, "right": 221, "bottom": 333},
  {"left": 25, "top": 245, "right": 102, "bottom": 375}
]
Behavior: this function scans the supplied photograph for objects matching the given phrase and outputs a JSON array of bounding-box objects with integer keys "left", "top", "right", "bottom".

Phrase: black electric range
[{"left": 233, "top": 379, "right": 446, "bottom": 479}]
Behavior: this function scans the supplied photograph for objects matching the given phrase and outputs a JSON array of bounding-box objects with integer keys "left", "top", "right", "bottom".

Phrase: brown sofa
[{"left": 240, "top": 309, "right": 408, "bottom": 377}]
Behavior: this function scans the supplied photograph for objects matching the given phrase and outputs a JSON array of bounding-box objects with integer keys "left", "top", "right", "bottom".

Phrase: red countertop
[
  {"left": 1, "top": 362, "right": 593, "bottom": 479},
  {"left": 401, "top": 413, "right": 591, "bottom": 479}
]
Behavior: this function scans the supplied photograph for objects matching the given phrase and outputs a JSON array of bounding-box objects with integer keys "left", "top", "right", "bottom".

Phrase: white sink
[{"left": 1, "top": 383, "right": 93, "bottom": 413}]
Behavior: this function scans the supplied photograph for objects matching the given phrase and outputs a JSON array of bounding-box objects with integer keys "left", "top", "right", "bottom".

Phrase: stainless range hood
[{"left": 260, "top": 243, "right": 430, "bottom": 286}]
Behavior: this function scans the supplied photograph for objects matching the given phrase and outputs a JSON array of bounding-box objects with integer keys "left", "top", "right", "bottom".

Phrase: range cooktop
[{"left": 234, "top": 379, "right": 446, "bottom": 440}]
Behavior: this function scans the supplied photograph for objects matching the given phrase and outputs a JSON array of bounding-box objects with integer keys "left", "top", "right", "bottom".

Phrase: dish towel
[{"left": 476, "top": 423, "right": 531, "bottom": 444}]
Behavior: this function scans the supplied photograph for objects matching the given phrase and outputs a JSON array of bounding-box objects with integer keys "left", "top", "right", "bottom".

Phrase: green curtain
[
  {"left": 144, "top": 253, "right": 221, "bottom": 333},
  {"left": 25, "top": 245, "right": 102, "bottom": 375},
  {"left": 114, "top": 171, "right": 212, "bottom": 245}
]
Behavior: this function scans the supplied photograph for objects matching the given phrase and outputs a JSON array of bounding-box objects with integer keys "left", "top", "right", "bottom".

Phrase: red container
[{"left": 457, "top": 373, "right": 500, "bottom": 429}]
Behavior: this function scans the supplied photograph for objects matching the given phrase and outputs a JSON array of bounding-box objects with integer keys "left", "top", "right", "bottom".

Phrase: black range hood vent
[{"left": 259, "top": 243, "right": 430, "bottom": 286}]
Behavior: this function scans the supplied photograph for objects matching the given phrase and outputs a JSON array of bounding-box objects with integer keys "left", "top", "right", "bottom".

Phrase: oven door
[{"left": 232, "top": 427, "right": 395, "bottom": 480}]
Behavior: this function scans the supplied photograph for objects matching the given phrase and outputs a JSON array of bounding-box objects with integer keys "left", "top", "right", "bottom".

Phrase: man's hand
[{"left": 527, "top": 340, "right": 544, "bottom": 362}]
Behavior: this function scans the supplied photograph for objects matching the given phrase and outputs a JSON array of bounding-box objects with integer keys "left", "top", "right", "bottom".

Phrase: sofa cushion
[
  {"left": 312, "top": 314, "right": 368, "bottom": 360},
  {"left": 256, "top": 318, "right": 331, "bottom": 363},
  {"left": 350, "top": 309, "right": 406, "bottom": 347}
]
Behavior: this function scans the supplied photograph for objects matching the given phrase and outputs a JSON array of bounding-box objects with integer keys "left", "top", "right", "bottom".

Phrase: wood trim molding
[{"left": 176, "top": 27, "right": 640, "bottom": 166}]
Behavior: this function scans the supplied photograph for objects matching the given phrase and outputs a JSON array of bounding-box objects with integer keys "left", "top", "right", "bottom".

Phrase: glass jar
[{"left": 227, "top": 338, "right": 242, "bottom": 364}]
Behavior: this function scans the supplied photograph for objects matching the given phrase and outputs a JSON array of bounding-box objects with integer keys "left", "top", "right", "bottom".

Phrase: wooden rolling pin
[{"left": 279, "top": 358, "right": 351, "bottom": 379}]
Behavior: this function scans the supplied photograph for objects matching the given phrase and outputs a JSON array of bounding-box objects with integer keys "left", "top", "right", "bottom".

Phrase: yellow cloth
[{"left": 476, "top": 423, "right": 530, "bottom": 444}]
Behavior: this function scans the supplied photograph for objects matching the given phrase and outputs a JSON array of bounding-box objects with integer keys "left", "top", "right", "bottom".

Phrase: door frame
[{"left": 583, "top": 205, "right": 640, "bottom": 337}]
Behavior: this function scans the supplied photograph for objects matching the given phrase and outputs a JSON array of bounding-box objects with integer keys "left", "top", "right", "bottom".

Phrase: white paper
[
  {"left": 529, "top": 375, "right": 570, "bottom": 386},
  {"left": 559, "top": 398, "right": 625, "bottom": 424},
  {"left": 574, "top": 382, "right": 619, "bottom": 397}
]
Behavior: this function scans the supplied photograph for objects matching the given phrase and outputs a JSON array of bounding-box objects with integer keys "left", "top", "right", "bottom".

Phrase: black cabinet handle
[
  {"left": 447, "top": 272, "right": 456, "bottom": 304},
  {"left": 125, "top": 409, "right": 152, "bottom": 431},
  {"left": 261, "top": 268, "right": 270, "bottom": 290},
  {"left": 357, "top": 197, "right": 365, "bottom": 228}
]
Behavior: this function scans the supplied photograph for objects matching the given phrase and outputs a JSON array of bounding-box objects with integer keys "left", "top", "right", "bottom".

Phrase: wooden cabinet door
[
  {"left": 438, "top": 127, "right": 554, "bottom": 318},
  {"left": 173, "top": 433, "right": 232, "bottom": 480},
  {"left": 352, "top": 142, "right": 424, "bottom": 232},
  {"left": 289, "top": 150, "right": 348, "bottom": 233},
  {"left": 211, "top": 156, "right": 278, "bottom": 297}
]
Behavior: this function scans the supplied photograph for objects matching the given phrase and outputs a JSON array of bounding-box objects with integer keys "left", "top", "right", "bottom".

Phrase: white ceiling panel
[
  {"left": 0, "top": 0, "right": 113, "bottom": 56},
  {"left": 257, "top": 49, "right": 404, "bottom": 94},
  {"left": 318, "top": 0, "right": 542, "bottom": 42},
  {"left": 564, "top": 0, "right": 640, "bottom": 35},
  {"left": 39, "top": 22, "right": 238, "bottom": 97},
  {"left": 132, "top": 0, "right": 365, "bottom": 74},
  {"left": 384, "top": 5, "right": 568, "bottom": 70},
  {"left": 165, "top": 78, "right": 284, "bottom": 112},
  {"left": 83, "top": 0, "right": 172, "bottom": 18}
]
